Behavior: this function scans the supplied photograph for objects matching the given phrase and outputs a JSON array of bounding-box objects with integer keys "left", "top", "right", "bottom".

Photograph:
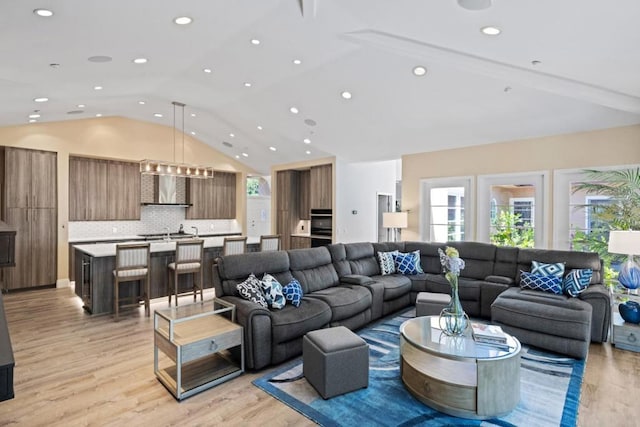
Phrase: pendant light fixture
[{"left": 140, "top": 101, "right": 214, "bottom": 179}]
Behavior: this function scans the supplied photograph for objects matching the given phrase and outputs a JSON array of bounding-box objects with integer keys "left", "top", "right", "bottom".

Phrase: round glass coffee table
[{"left": 399, "top": 316, "right": 521, "bottom": 419}]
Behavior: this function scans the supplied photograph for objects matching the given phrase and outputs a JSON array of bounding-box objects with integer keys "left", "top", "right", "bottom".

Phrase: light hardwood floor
[{"left": 0, "top": 287, "right": 638, "bottom": 427}]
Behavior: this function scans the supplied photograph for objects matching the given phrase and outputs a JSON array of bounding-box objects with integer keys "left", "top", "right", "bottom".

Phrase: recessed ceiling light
[
  {"left": 481, "top": 26, "right": 501, "bottom": 36},
  {"left": 457, "top": 0, "right": 492, "bottom": 11},
  {"left": 241, "top": 152, "right": 249, "bottom": 157},
  {"left": 33, "top": 97, "right": 49, "bottom": 103},
  {"left": 235, "top": 155, "right": 240, "bottom": 159},
  {"left": 174, "top": 16, "right": 193, "bottom": 25},
  {"left": 95, "top": 113, "right": 102, "bottom": 117},
  {"left": 303, "top": 138, "right": 311, "bottom": 144},
  {"left": 33, "top": 8, "right": 53, "bottom": 17},
  {"left": 154, "top": 113, "right": 163, "bottom": 118},
  {"left": 229, "top": 133, "right": 235, "bottom": 138},
  {"left": 138, "top": 101, "right": 145, "bottom": 105},
  {"left": 243, "top": 82, "right": 252, "bottom": 87},
  {"left": 93, "top": 86, "right": 103, "bottom": 90},
  {"left": 77, "top": 104, "right": 85, "bottom": 108},
  {"left": 29, "top": 119, "right": 37, "bottom": 123},
  {"left": 203, "top": 68, "right": 212, "bottom": 73},
  {"left": 257, "top": 125, "right": 263, "bottom": 130},
  {"left": 293, "top": 59, "right": 302, "bottom": 65},
  {"left": 413, "top": 66, "right": 427, "bottom": 76},
  {"left": 305, "top": 150, "right": 311, "bottom": 155},
  {"left": 133, "top": 58, "right": 148, "bottom": 64},
  {"left": 28, "top": 114, "right": 40, "bottom": 119},
  {"left": 250, "top": 38, "right": 261, "bottom": 45},
  {"left": 290, "top": 107, "right": 299, "bottom": 114},
  {"left": 190, "top": 113, "right": 196, "bottom": 117},
  {"left": 269, "top": 146, "right": 277, "bottom": 152},
  {"left": 190, "top": 131, "right": 196, "bottom": 135},
  {"left": 341, "top": 91, "right": 352, "bottom": 100}
]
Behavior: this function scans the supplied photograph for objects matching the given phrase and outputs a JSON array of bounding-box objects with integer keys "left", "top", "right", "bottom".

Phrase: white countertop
[
  {"left": 74, "top": 236, "right": 260, "bottom": 257},
  {"left": 290, "top": 233, "right": 311, "bottom": 238},
  {"left": 68, "top": 230, "right": 241, "bottom": 244}
]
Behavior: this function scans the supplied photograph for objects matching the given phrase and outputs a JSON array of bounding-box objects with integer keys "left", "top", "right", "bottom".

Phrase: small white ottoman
[{"left": 415, "top": 292, "right": 451, "bottom": 317}]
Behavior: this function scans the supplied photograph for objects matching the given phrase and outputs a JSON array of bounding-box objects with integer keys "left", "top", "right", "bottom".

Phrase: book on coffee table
[{"left": 471, "top": 322, "right": 508, "bottom": 344}]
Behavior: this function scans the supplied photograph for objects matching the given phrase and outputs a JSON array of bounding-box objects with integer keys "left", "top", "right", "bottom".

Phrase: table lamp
[
  {"left": 383, "top": 212, "right": 408, "bottom": 242},
  {"left": 607, "top": 230, "right": 640, "bottom": 290}
]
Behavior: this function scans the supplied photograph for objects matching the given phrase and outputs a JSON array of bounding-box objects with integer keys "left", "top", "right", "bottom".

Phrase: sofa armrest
[
  {"left": 484, "top": 275, "right": 515, "bottom": 286},
  {"left": 341, "top": 274, "right": 375, "bottom": 285},
  {"left": 579, "top": 284, "right": 611, "bottom": 342},
  {"left": 217, "top": 295, "right": 272, "bottom": 370}
]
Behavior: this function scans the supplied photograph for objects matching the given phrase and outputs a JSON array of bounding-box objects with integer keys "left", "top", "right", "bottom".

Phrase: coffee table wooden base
[{"left": 400, "top": 335, "right": 520, "bottom": 419}]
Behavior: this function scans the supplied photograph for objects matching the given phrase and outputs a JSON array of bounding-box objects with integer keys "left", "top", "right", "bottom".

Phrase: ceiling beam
[{"left": 343, "top": 30, "right": 640, "bottom": 115}]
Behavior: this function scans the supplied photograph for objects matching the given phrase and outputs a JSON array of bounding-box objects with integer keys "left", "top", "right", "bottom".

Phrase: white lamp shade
[
  {"left": 383, "top": 212, "right": 408, "bottom": 229},
  {"left": 608, "top": 230, "right": 640, "bottom": 255}
]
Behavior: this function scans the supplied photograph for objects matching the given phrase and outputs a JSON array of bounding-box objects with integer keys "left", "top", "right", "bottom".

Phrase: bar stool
[
  {"left": 259, "top": 234, "right": 281, "bottom": 252},
  {"left": 167, "top": 239, "right": 204, "bottom": 306},
  {"left": 223, "top": 236, "right": 248, "bottom": 255},
  {"left": 113, "top": 243, "right": 150, "bottom": 322}
]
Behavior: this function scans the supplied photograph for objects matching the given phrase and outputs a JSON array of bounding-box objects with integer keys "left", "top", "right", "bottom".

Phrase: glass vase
[{"left": 439, "top": 276, "right": 469, "bottom": 336}]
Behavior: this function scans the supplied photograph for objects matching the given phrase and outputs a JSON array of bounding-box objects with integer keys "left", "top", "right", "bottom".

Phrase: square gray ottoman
[
  {"left": 303, "top": 326, "right": 369, "bottom": 399},
  {"left": 416, "top": 292, "right": 451, "bottom": 317}
]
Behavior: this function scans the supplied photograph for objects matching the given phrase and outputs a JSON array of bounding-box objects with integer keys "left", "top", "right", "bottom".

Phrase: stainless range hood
[{"left": 141, "top": 175, "right": 191, "bottom": 206}]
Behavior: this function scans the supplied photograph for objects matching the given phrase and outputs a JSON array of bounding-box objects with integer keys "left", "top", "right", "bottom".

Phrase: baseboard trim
[{"left": 56, "top": 279, "right": 70, "bottom": 288}]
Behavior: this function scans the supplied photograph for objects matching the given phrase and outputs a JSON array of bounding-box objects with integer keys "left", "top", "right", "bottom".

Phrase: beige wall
[
  {"left": 0, "top": 116, "right": 255, "bottom": 283},
  {"left": 402, "top": 124, "right": 640, "bottom": 244}
]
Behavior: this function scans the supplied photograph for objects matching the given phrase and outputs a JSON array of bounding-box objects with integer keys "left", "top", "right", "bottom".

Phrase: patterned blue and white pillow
[
  {"left": 563, "top": 269, "right": 593, "bottom": 297},
  {"left": 378, "top": 250, "right": 399, "bottom": 275},
  {"left": 283, "top": 278, "right": 304, "bottom": 307},
  {"left": 395, "top": 250, "right": 424, "bottom": 275},
  {"left": 520, "top": 271, "right": 563, "bottom": 295},
  {"left": 531, "top": 260, "right": 565, "bottom": 279},
  {"left": 261, "top": 273, "right": 286, "bottom": 309},
  {"left": 236, "top": 273, "right": 268, "bottom": 308}
]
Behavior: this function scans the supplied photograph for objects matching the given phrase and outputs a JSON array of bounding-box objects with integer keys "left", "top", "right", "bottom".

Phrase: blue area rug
[{"left": 253, "top": 310, "right": 585, "bottom": 427}]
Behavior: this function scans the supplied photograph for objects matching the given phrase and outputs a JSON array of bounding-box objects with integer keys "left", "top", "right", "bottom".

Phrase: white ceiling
[{"left": 2, "top": 0, "right": 640, "bottom": 174}]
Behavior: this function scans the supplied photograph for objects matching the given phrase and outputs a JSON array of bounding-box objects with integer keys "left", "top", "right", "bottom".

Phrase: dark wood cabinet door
[
  {"left": 30, "top": 150, "right": 57, "bottom": 209},
  {"left": 68, "top": 157, "right": 87, "bottom": 221},
  {"left": 86, "top": 159, "right": 108, "bottom": 220},
  {"left": 310, "top": 164, "right": 332, "bottom": 209},
  {"left": 186, "top": 178, "right": 207, "bottom": 219},
  {"left": 4, "top": 148, "right": 31, "bottom": 208},
  {"left": 107, "top": 161, "right": 140, "bottom": 220},
  {"left": 3, "top": 209, "right": 30, "bottom": 290},
  {"left": 298, "top": 169, "right": 311, "bottom": 220},
  {"left": 30, "top": 208, "right": 56, "bottom": 287}
]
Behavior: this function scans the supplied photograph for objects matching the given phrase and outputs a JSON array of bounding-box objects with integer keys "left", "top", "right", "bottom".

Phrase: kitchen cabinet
[
  {"left": 290, "top": 236, "right": 311, "bottom": 249},
  {"left": 310, "top": 164, "right": 332, "bottom": 210},
  {"left": 298, "top": 169, "right": 311, "bottom": 220},
  {"left": 186, "top": 172, "right": 237, "bottom": 220},
  {"left": 69, "top": 157, "right": 140, "bottom": 221},
  {"left": 3, "top": 147, "right": 57, "bottom": 290},
  {"left": 275, "top": 170, "right": 300, "bottom": 250}
]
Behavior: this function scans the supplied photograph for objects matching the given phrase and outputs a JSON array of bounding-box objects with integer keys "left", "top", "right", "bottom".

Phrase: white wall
[{"left": 335, "top": 159, "right": 399, "bottom": 243}]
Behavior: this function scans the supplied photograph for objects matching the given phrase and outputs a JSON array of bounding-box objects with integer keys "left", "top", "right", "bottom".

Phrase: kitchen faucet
[
  {"left": 178, "top": 223, "right": 184, "bottom": 234},
  {"left": 163, "top": 227, "right": 171, "bottom": 241},
  {"left": 191, "top": 226, "right": 199, "bottom": 238}
]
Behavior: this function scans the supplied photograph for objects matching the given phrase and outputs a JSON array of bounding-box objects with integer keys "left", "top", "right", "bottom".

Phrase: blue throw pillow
[
  {"left": 261, "top": 273, "right": 286, "bottom": 309},
  {"left": 283, "top": 279, "right": 303, "bottom": 307},
  {"left": 520, "top": 271, "right": 563, "bottom": 294},
  {"left": 563, "top": 269, "right": 593, "bottom": 297},
  {"left": 531, "top": 260, "right": 565, "bottom": 279},
  {"left": 395, "top": 250, "right": 423, "bottom": 275}
]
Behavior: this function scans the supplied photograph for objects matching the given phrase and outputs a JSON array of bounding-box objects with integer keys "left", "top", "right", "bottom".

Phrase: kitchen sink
[{"left": 138, "top": 233, "right": 196, "bottom": 241}]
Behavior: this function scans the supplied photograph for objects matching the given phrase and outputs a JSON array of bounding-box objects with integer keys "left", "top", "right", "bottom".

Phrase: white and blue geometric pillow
[
  {"left": 236, "top": 273, "right": 268, "bottom": 308},
  {"left": 531, "top": 260, "right": 566, "bottom": 279},
  {"left": 261, "top": 273, "right": 286, "bottom": 309},
  {"left": 378, "top": 250, "right": 399, "bottom": 275},
  {"left": 520, "top": 271, "right": 563, "bottom": 295},
  {"left": 563, "top": 269, "right": 593, "bottom": 297},
  {"left": 283, "top": 278, "right": 304, "bottom": 307},
  {"left": 395, "top": 250, "right": 424, "bottom": 275}
]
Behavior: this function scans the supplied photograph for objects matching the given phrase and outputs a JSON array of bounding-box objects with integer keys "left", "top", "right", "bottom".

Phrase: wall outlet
[
  {"left": 301, "top": 225, "right": 305, "bottom": 231},
  {"left": 112, "top": 227, "right": 118, "bottom": 234},
  {"left": 210, "top": 223, "right": 215, "bottom": 230}
]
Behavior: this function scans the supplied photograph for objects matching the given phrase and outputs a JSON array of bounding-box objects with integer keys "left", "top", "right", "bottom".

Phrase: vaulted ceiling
[{"left": 2, "top": 0, "right": 639, "bottom": 174}]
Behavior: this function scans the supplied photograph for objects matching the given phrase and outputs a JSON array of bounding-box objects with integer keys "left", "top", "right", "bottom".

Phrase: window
[
  {"left": 420, "top": 177, "right": 473, "bottom": 242},
  {"left": 510, "top": 197, "right": 534, "bottom": 227}
]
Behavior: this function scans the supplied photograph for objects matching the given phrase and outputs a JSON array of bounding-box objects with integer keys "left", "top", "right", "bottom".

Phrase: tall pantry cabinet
[{"left": 2, "top": 147, "right": 57, "bottom": 290}]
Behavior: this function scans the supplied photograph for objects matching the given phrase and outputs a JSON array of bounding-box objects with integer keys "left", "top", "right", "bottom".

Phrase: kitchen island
[{"left": 74, "top": 236, "right": 259, "bottom": 315}]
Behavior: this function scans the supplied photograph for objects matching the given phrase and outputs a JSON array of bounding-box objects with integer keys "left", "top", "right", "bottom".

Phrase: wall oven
[{"left": 310, "top": 209, "right": 332, "bottom": 236}]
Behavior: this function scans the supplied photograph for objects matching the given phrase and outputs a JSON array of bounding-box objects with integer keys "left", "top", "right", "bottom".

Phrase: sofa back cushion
[
  {"left": 449, "top": 242, "right": 496, "bottom": 280},
  {"left": 493, "top": 246, "right": 519, "bottom": 279},
  {"left": 288, "top": 247, "right": 340, "bottom": 293},
  {"left": 344, "top": 242, "right": 380, "bottom": 277},
  {"left": 327, "top": 243, "right": 351, "bottom": 277},
  {"left": 372, "top": 242, "right": 406, "bottom": 253},
  {"left": 216, "top": 251, "right": 292, "bottom": 297},
  {"left": 517, "top": 248, "right": 602, "bottom": 285},
  {"left": 404, "top": 242, "right": 442, "bottom": 274}
]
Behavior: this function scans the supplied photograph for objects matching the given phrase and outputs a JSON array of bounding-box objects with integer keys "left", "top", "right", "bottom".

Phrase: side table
[
  {"left": 154, "top": 298, "right": 244, "bottom": 400},
  {"left": 612, "top": 312, "right": 640, "bottom": 352}
]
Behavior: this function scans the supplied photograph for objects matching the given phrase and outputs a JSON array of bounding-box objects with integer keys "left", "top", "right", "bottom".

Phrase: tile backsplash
[{"left": 68, "top": 205, "right": 240, "bottom": 240}]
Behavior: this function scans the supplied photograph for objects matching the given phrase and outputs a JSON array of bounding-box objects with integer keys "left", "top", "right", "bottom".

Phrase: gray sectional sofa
[{"left": 212, "top": 241, "right": 610, "bottom": 369}]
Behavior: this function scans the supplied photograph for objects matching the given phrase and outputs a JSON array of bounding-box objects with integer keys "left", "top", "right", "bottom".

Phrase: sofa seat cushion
[
  {"left": 271, "top": 298, "right": 332, "bottom": 345},
  {"left": 371, "top": 274, "right": 412, "bottom": 301},
  {"left": 307, "top": 285, "right": 372, "bottom": 322},
  {"left": 491, "top": 287, "right": 592, "bottom": 341}
]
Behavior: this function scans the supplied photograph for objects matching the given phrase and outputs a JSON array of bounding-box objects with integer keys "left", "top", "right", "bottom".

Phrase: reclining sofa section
[{"left": 212, "top": 241, "right": 610, "bottom": 369}]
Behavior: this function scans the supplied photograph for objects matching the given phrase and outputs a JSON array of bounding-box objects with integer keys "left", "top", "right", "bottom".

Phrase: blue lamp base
[{"left": 618, "top": 257, "right": 640, "bottom": 290}]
